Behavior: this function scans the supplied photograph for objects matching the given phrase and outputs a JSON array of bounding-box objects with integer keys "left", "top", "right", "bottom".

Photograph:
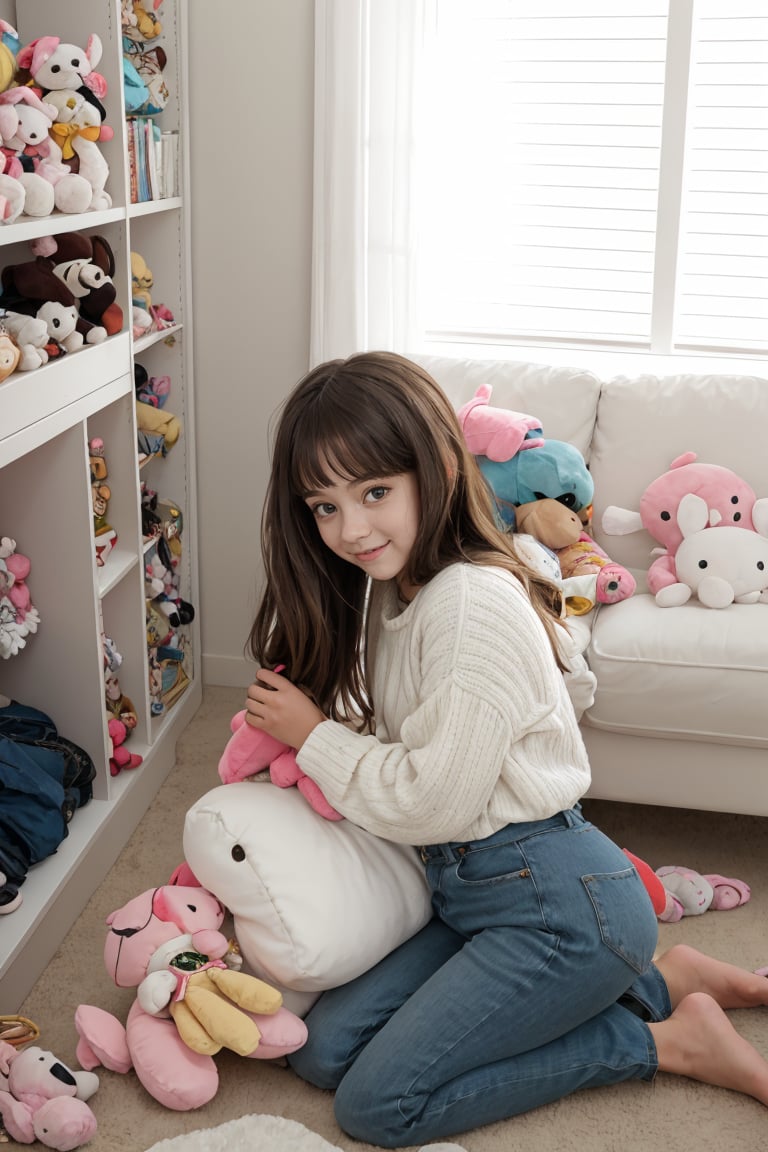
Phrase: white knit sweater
[{"left": 297, "top": 564, "right": 591, "bottom": 845}]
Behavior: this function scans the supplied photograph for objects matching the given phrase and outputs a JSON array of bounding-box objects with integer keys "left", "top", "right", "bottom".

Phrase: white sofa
[{"left": 413, "top": 353, "right": 768, "bottom": 818}]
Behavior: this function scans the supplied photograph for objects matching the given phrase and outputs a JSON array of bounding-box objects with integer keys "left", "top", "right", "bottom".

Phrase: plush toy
[
  {"left": 655, "top": 865, "right": 751, "bottom": 923},
  {"left": 1, "top": 233, "right": 122, "bottom": 348},
  {"left": 515, "top": 498, "right": 636, "bottom": 606},
  {"left": 218, "top": 705, "right": 343, "bottom": 821},
  {"left": 122, "top": 55, "right": 150, "bottom": 114},
  {"left": 136, "top": 370, "right": 171, "bottom": 408},
  {"left": 0, "top": 21, "right": 19, "bottom": 91},
  {"left": 655, "top": 492, "right": 768, "bottom": 608},
  {"left": 0, "top": 88, "right": 93, "bottom": 216},
  {"left": 457, "top": 382, "right": 544, "bottom": 459},
  {"left": 30, "top": 233, "right": 122, "bottom": 337},
  {"left": 131, "top": 250, "right": 153, "bottom": 312},
  {"left": 602, "top": 452, "right": 768, "bottom": 602},
  {"left": 16, "top": 35, "right": 109, "bottom": 136},
  {"left": 4, "top": 301, "right": 82, "bottom": 361},
  {"left": 74, "top": 885, "right": 307, "bottom": 1111},
  {"left": 0, "top": 309, "right": 49, "bottom": 371},
  {"left": 124, "top": 44, "right": 169, "bottom": 115},
  {"left": 135, "top": 398, "right": 181, "bottom": 452},
  {"left": 122, "top": 0, "right": 163, "bottom": 43},
  {"left": 0, "top": 324, "right": 20, "bottom": 379},
  {"left": 101, "top": 633, "right": 142, "bottom": 776},
  {"left": 14, "top": 37, "right": 113, "bottom": 211},
  {"left": 44, "top": 90, "right": 112, "bottom": 213},
  {"left": 0, "top": 537, "right": 41, "bottom": 659},
  {"left": 0, "top": 1039, "right": 98, "bottom": 1150},
  {"left": 89, "top": 438, "right": 118, "bottom": 566}
]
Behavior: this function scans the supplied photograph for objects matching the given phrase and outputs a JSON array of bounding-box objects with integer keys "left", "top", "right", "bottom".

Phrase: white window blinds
[
  {"left": 420, "top": 0, "right": 768, "bottom": 356},
  {"left": 676, "top": 2, "right": 768, "bottom": 352}
]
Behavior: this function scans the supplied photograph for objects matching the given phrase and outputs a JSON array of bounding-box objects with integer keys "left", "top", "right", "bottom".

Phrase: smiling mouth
[{"left": 354, "top": 543, "right": 388, "bottom": 561}]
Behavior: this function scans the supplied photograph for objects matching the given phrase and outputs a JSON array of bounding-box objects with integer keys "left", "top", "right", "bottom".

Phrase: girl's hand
[{"left": 244, "top": 667, "right": 326, "bottom": 750}]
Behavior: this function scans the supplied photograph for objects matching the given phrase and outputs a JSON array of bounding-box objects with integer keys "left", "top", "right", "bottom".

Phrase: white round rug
[{"left": 144, "top": 1112, "right": 467, "bottom": 1152}]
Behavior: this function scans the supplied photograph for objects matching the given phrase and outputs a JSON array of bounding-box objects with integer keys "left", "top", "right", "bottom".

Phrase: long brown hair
[{"left": 249, "top": 352, "right": 564, "bottom": 731}]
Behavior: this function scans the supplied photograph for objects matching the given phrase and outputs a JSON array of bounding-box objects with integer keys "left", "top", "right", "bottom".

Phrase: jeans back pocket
[{"left": 582, "top": 867, "right": 658, "bottom": 974}]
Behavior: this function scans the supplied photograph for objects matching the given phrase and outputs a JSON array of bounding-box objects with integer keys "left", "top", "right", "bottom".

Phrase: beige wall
[{"left": 189, "top": 1, "right": 314, "bottom": 685}]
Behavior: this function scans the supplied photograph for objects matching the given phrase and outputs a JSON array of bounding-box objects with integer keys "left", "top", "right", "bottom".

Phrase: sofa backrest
[
  {"left": 411, "top": 354, "right": 602, "bottom": 460},
  {"left": 410, "top": 353, "right": 768, "bottom": 586},
  {"left": 589, "top": 372, "right": 768, "bottom": 575}
]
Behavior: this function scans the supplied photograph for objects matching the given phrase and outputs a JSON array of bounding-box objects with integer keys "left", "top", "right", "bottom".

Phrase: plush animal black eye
[
  {"left": 661, "top": 510, "right": 671, "bottom": 521},
  {"left": 187, "top": 904, "right": 197, "bottom": 912},
  {"left": 758, "top": 561, "right": 765, "bottom": 571},
  {"left": 734, "top": 512, "right": 741, "bottom": 521},
  {"left": 51, "top": 64, "right": 60, "bottom": 73},
  {"left": 231, "top": 845, "right": 246, "bottom": 862},
  {"left": 698, "top": 560, "right": 708, "bottom": 569},
  {"left": 53, "top": 318, "right": 60, "bottom": 328},
  {"left": 72, "top": 58, "right": 81, "bottom": 67},
  {"left": 731, "top": 495, "right": 739, "bottom": 504}
]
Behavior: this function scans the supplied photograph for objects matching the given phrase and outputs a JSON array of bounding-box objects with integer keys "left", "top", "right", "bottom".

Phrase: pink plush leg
[
  {"left": 297, "top": 774, "right": 344, "bottom": 821},
  {"left": 703, "top": 875, "right": 751, "bottom": 910},
  {"left": 218, "top": 712, "right": 291, "bottom": 784},
  {"left": 241, "top": 1006, "right": 308, "bottom": 1061},
  {"left": 125, "top": 1001, "right": 220, "bottom": 1111},
  {"left": 74, "top": 1004, "right": 132, "bottom": 1073},
  {"left": 269, "top": 748, "right": 302, "bottom": 788}
]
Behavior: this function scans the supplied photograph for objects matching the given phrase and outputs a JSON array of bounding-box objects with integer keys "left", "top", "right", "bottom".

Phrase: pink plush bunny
[
  {"left": 74, "top": 885, "right": 307, "bottom": 1111},
  {"left": 602, "top": 453, "right": 768, "bottom": 601},
  {"left": 218, "top": 707, "right": 343, "bottom": 822}
]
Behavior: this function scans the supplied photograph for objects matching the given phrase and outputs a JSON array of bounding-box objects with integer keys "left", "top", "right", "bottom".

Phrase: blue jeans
[{"left": 288, "top": 808, "right": 668, "bottom": 1148}]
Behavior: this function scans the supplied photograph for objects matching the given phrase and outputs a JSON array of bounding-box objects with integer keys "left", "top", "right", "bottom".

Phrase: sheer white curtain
[{"left": 311, "top": 0, "right": 427, "bottom": 365}]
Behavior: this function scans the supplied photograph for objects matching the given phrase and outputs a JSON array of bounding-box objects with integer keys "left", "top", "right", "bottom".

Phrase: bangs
[{"left": 289, "top": 387, "right": 416, "bottom": 496}]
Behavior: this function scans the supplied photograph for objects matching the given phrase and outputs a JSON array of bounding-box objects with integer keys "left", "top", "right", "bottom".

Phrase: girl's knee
[
  {"left": 334, "top": 1077, "right": 407, "bottom": 1149},
  {"left": 287, "top": 1038, "right": 347, "bottom": 1092}
]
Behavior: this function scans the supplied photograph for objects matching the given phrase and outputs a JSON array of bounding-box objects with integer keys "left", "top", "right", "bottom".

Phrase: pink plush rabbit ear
[
  {"left": 457, "top": 383, "right": 544, "bottom": 461},
  {"left": 168, "top": 861, "right": 201, "bottom": 886}
]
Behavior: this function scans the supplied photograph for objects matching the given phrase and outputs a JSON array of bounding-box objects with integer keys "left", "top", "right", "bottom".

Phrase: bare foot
[
  {"left": 655, "top": 943, "right": 768, "bottom": 1011},
  {"left": 649, "top": 992, "right": 768, "bottom": 1106}
]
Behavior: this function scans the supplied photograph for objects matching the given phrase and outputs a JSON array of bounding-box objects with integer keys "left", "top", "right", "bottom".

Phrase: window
[{"left": 419, "top": 0, "right": 768, "bottom": 356}]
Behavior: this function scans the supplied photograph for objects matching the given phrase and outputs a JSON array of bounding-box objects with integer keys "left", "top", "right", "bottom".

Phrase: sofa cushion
[
  {"left": 584, "top": 595, "right": 768, "bottom": 747},
  {"left": 411, "top": 354, "right": 601, "bottom": 459},
  {"left": 589, "top": 371, "right": 768, "bottom": 575}
]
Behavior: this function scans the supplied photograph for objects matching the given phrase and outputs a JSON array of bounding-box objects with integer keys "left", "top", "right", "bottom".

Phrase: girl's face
[{"left": 304, "top": 469, "right": 421, "bottom": 595}]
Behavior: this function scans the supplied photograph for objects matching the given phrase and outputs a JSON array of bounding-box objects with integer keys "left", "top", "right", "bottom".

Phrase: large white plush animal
[
  {"left": 182, "top": 782, "right": 432, "bottom": 1014},
  {"left": 656, "top": 492, "right": 768, "bottom": 608}
]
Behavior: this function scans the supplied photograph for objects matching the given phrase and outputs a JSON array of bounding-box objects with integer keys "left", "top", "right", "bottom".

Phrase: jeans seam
[
  {"left": 401, "top": 1054, "right": 655, "bottom": 1123},
  {"left": 395, "top": 931, "right": 562, "bottom": 1121}
]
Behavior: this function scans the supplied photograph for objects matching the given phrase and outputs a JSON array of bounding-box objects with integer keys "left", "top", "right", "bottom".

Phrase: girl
[{"left": 244, "top": 351, "right": 768, "bottom": 1148}]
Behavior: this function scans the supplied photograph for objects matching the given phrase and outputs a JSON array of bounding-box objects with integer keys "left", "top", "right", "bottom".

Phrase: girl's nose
[{"left": 340, "top": 508, "right": 371, "bottom": 543}]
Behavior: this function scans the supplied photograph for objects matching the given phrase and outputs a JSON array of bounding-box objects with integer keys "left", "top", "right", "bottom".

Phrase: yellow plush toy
[{"left": 161, "top": 951, "right": 284, "bottom": 1057}]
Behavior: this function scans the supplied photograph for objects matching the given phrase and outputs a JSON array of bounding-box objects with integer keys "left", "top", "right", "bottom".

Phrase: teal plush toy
[
  {"left": 456, "top": 383, "right": 595, "bottom": 530},
  {"left": 478, "top": 440, "right": 595, "bottom": 530}
]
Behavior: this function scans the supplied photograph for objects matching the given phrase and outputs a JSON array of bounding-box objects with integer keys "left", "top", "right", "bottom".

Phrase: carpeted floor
[
  {"left": 18, "top": 686, "right": 768, "bottom": 1152},
  {"left": 143, "top": 1113, "right": 467, "bottom": 1152}
]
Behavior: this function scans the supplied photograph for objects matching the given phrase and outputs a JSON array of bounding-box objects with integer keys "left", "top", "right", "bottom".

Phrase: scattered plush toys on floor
[{"left": 0, "top": 537, "right": 40, "bottom": 660}]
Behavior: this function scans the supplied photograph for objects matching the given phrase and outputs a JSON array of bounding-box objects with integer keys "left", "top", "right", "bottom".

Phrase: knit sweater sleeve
[{"left": 296, "top": 565, "right": 589, "bottom": 844}]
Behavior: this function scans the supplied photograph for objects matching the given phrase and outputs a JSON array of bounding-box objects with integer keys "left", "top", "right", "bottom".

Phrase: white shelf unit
[{"left": 0, "top": 0, "right": 200, "bottom": 1010}]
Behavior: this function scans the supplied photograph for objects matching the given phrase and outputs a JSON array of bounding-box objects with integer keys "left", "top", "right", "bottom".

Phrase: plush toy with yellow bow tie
[{"left": 16, "top": 33, "right": 114, "bottom": 211}]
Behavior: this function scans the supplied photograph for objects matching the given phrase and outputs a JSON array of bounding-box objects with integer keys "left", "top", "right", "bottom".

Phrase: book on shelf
[{"left": 127, "top": 116, "right": 173, "bottom": 202}]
